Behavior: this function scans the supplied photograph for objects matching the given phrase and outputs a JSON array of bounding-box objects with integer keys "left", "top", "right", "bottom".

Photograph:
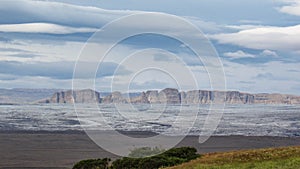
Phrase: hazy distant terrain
[
  {"left": 0, "top": 88, "right": 63, "bottom": 104},
  {"left": 1, "top": 88, "right": 300, "bottom": 105},
  {"left": 40, "top": 88, "right": 300, "bottom": 105}
]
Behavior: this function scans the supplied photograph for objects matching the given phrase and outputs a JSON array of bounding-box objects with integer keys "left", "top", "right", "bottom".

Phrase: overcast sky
[{"left": 0, "top": 0, "right": 300, "bottom": 94}]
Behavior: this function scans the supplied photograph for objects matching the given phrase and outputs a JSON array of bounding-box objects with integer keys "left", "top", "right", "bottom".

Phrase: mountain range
[
  {"left": 37, "top": 88, "right": 300, "bottom": 105},
  {"left": 1, "top": 88, "right": 300, "bottom": 105}
]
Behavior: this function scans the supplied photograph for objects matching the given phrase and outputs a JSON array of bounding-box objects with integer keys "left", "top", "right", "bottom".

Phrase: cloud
[
  {"left": 225, "top": 24, "right": 268, "bottom": 30},
  {"left": 260, "top": 50, "right": 278, "bottom": 57},
  {"left": 209, "top": 24, "right": 300, "bottom": 52},
  {"left": 0, "top": 0, "right": 135, "bottom": 27},
  {"left": 0, "top": 23, "right": 98, "bottom": 34},
  {"left": 224, "top": 50, "right": 255, "bottom": 59},
  {"left": 0, "top": 47, "right": 43, "bottom": 59},
  {"left": 278, "top": 0, "right": 300, "bottom": 16},
  {"left": 184, "top": 16, "right": 223, "bottom": 33},
  {"left": 129, "top": 80, "right": 173, "bottom": 91},
  {"left": 287, "top": 69, "right": 300, "bottom": 73},
  {"left": 221, "top": 59, "right": 300, "bottom": 94},
  {"left": 238, "top": 20, "right": 262, "bottom": 24},
  {"left": 153, "top": 53, "right": 174, "bottom": 62},
  {"left": 255, "top": 72, "right": 274, "bottom": 80},
  {"left": 0, "top": 61, "right": 131, "bottom": 79},
  {"left": 0, "top": 76, "right": 71, "bottom": 89},
  {"left": 0, "top": 47, "right": 32, "bottom": 53},
  {"left": 0, "top": 73, "right": 18, "bottom": 81},
  {"left": 222, "top": 49, "right": 281, "bottom": 65},
  {"left": 8, "top": 53, "right": 41, "bottom": 58}
]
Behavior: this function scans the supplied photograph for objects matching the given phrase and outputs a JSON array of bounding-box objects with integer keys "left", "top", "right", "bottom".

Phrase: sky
[{"left": 0, "top": 0, "right": 300, "bottom": 94}]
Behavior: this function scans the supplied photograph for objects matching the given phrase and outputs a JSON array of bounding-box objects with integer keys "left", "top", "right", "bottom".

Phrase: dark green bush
[
  {"left": 72, "top": 158, "right": 110, "bottom": 169},
  {"left": 161, "top": 146, "right": 199, "bottom": 161},
  {"left": 112, "top": 147, "right": 199, "bottom": 169},
  {"left": 112, "top": 157, "right": 140, "bottom": 169},
  {"left": 73, "top": 147, "right": 200, "bottom": 169},
  {"left": 137, "top": 156, "right": 170, "bottom": 169}
]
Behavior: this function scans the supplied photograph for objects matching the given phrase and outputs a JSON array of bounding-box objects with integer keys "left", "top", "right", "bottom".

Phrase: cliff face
[
  {"left": 102, "top": 91, "right": 128, "bottom": 104},
  {"left": 130, "top": 88, "right": 180, "bottom": 104},
  {"left": 40, "top": 88, "right": 300, "bottom": 104},
  {"left": 130, "top": 92, "right": 149, "bottom": 104},
  {"left": 181, "top": 90, "right": 213, "bottom": 104},
  {"left": 159, "top": 88, "right": 180, "bottom": 104},
  {"left": 126, "top": 89, "right": 255, "bottom": 104},
  {"left": 180, "top": 90, "right": 254, "bottom": 104},
  {"left": 146, "top": 90, "right": 159, "bottom": 103},
  {"left": 41, "top": 89, "right": 100, "bottom": 103},
  {"left": 225, "top": 91, "right": 255, "bottom": 104}
]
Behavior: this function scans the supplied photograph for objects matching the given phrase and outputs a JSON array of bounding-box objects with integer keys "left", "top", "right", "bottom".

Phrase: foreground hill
[
  {"left": 39, "top": 88, "right": 300, "bottom": 104},
  {"left": 166, "top": 146, "right": 300, "bottom": 169}
]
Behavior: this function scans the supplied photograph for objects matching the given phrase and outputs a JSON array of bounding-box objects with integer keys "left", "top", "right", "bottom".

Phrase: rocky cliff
[
  {"left": 110, "top": 89, "right": 255, "bottom": 104},
  {"left": 40, "top": 89, "right": 100, "bottom": 103},
  {"left": 39, "top": 88, "right": 300, "bottom": 104},
  {"left": 179, "top": 90, "right": 255, "bottom": 104},
  {"left": 102, "top": 91, "right": 128, "bottom": 104}
]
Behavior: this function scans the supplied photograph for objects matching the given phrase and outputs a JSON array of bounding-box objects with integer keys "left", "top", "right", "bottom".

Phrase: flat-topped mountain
[
  {"left": 38, "top": 88, "right": 300, "bottom": 104},
  {"left": 40, "top": 89, "right": 101, "bottom": 104}
]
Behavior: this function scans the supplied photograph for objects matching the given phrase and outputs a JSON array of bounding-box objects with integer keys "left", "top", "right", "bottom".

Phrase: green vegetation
[
  {"left": 72, "top": 147, "right": 199, "bottom": 169},
  {"left": 166, "top": 146, "right": 300, "bottom": 169},
  {"left": 73, "top": 158, "right": 111, "bottom": 169},
  {"left": 73, "top": 146, "right": 300, "bottom": 169},
  {"left": 112, "top": 147, "right": 199, "bottom": 169}
]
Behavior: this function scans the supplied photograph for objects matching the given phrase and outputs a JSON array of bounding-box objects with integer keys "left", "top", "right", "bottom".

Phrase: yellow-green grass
[{"left": 166, "top": 146, "right": 300, "bottom": 169}]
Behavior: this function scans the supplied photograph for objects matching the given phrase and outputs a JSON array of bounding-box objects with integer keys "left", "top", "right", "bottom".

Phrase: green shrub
[
  {"left": 72, "top": 158, "right": 110, "bottom": 169},
  {"left": 161, "top": 146, "right": 199, "bottom": 161},
  {"left": 137, "top": 156, "right": 170, "bottom": 169},
  {"left": 112, "top": 147, "right": 199, "bottom": 169},
  {"left": 112, "top": 157, "right": 140, "bottom": 169},
  {"left": 73, "top": 147, "right": 200, "bottom": 169}
]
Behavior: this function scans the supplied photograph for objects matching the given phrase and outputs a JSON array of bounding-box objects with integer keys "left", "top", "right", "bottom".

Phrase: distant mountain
[
  {"left": 40, "top": 89, "right": 101, "bottom": 104},
  {"left": 0, "top": 88, "right": 63, "bottom": 104},
  {"left": 38, "top": 88, "right": 300, "bottom": 105}
]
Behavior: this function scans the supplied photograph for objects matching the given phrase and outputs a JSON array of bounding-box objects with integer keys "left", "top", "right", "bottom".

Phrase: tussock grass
[{"left": 166, "top": 146, "right": 300, "bottom": 169}]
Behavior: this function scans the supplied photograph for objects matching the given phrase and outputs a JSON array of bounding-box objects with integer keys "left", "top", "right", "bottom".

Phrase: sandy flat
[{"left": 0, "top": 131, "right": 299, "bottom": 168}]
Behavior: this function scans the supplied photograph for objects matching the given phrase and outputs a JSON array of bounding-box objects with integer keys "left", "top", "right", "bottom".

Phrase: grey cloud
[
  {"left": 255, "top": 73, "right": 274, "bottom": 80},
  {"left": 0, "top": 61, "right": 131, "bottom": 79},
  {"left": 0, "top": 0, "right": 133, "bottom": 28},
  {"left": 129, "top": 80, "right": 174, "bottom": 91},
  {"left": 287, "top": 69, "right": 300, "bottom": 73},
  {"left": 0, "top": 47, "right": 30, "bottom": 53},
  {"left": 0, "top": 47, "right": 43, "bottom": 58},
  {"left": 8, "top": 53, "right": 41, "bottom": 58},
  {"left": 239, "top": 81, "right": 255, "bottom": 84},
  {"left": 153, "top": 54, "right": 174, "bottom": 62}
]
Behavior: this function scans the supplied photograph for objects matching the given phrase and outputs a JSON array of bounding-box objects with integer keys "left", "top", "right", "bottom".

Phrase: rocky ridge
[
  {"left": 42, "top": 89, "right": 100, "bottom": 104},
  {"left": 39, "top": 88, "right": 300, "bottom": 104}
]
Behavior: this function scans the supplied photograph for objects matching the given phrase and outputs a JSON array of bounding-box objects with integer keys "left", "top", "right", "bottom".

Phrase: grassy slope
[{"left": 166, "top": 146, "right": 300, "bottom": 169}]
